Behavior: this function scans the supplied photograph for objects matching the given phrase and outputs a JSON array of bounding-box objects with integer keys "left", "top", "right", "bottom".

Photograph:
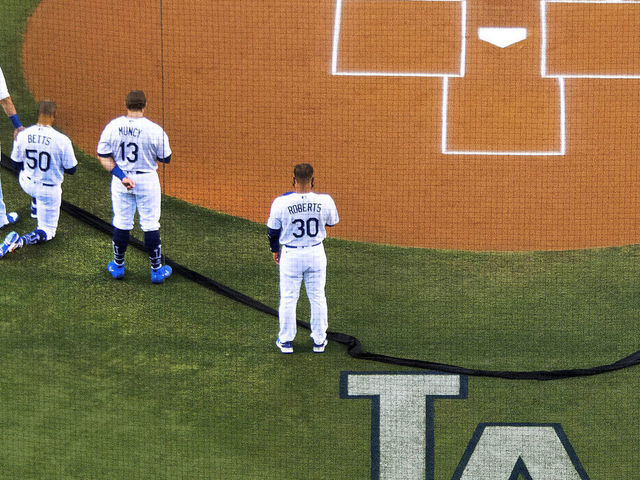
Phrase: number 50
[{"left": 25, "top": 149, "right": 51, "bottom": 172}]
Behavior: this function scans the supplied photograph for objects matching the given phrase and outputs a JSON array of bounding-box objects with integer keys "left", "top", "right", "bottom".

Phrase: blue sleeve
[
  {"left": 10, "top": 159, "right": 23, "bottom": 171},
  {"left": 64, "top": 165, "right": 77, "bottom": 175},
  {"left": 267, "top": 227, "right": 281, "bottom": 253},
  {"left": 157, "top": 154, "right": 171, "bottom": 164}
]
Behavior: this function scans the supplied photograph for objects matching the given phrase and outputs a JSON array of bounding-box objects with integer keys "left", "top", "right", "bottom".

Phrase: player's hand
[
  {"left": 122, "top": 177, "right": 135, "bottom": 190},
  {"left": 272, "top": 251, "right": 280, "bottom": 264},
  {"left": 13, "top": 126, "right": 25, "bottom": 139}
]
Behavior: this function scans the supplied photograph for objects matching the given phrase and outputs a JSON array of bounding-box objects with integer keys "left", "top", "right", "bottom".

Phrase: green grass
[{"left": 0, "top": 2, "right": 638, "bottom": 478}]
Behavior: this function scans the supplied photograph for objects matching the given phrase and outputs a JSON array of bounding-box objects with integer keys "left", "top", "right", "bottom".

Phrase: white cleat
[{"left": 313, "top": 339, "right": 328, "bottom": 353}]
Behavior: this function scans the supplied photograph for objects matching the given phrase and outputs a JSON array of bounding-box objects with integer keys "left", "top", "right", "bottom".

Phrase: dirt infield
[{"left": 21, "top": 0, "right": 640, "bottom": 251}]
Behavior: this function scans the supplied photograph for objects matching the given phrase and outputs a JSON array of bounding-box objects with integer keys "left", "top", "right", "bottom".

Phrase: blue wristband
[
  {"left": 9, "top": 114, "right": 21, "bottom": 129},
  {"left": 111, "top": 165, "right": 126, "bottom": 180}
]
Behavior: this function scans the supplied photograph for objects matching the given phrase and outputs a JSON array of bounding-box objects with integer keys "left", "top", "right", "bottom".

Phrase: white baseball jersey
[
  {"left": 267, "top": 192, "right": 339, "bottom": 247},
  {"left": 97, "top": 116, "right": 171, "bottom": 172},
  {"left": 11, "top": 125, "right": 77, "bottom": 239},
  {"left": 11, "top": 125, "right": 77, "bottom": 186},
  {"left": 0, "top": 67, "right": 9, "bottom": 101}
]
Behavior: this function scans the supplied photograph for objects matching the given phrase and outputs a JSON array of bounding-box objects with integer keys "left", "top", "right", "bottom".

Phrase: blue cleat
[
  {"left": 276, "top": 338, "right": 293, "bottom": 354},
  {"left": 0, "top": 231, "right": 20, "bottom": 258},
  {"left": 0, "top": 212, "right": 18, "bottom": 229},
  {"left": 151, "top": 265, "right": 172, "bottom": 284},
  {"left": 107, "top": 261, "right": 125, "bottom": 279}
]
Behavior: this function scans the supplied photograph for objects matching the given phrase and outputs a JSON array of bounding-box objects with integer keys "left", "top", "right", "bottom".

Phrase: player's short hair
[
  {"left": 37, "top": 100, "right": 56, "bottom": 117},
  {"left": 126, "top": 90, "right": 147, "bottom": 111},
  {"left": 293, "top": 163, "right": 314, "bottom": 182}
]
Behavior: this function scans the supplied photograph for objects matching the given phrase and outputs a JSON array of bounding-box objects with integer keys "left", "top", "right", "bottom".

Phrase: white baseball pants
[
  {"left": 19, "top": 170, "right": 62, "bottom": 239},
  {"left": 111, "top": 171, "right": 161, "bottom": 232},
  {"left": 278, "top": 243, "right": 328, "bottom": 345},
  {"left": 0, "top": 144, "right": 7, "bottom": 225},
  {"left": 0, "top": 176, "right": 6, "bottom": 225}
]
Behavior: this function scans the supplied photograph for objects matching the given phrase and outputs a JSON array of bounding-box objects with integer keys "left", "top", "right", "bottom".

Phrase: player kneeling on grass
[
  {"left": 267, "top": 163, "right": 339, "bottom": 354},
  {"left": 97, "top": 90, "right": 172, "bottom": 284},
  {"left": 0, "top": 100, "right": 77, "bottom": 258}
]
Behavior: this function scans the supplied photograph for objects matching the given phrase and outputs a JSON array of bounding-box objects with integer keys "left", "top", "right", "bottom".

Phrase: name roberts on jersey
[{"left": 288, "top": 202, "right": 322, "bottom": 215}]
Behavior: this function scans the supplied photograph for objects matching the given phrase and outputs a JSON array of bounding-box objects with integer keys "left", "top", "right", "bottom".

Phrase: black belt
[
  {"left": 25, "top": 176, "right": 54, "bottom": 187},
  {"left": 126, "top": 171, "right": 151, "bottom": 175},
  {"left": 284, "top": 242, "right": 322, "bottom": 249}
]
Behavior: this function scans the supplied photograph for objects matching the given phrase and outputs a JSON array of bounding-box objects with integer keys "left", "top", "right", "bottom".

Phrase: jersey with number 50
[
  {"left": 267, "top": 191, "right": 339, "bottom": 248},
  {"left": 11, "top": 125, "right": 77, "bottom": 186},
  {"left": 97, "top": 116, "right": 171, "bottom": 173}
]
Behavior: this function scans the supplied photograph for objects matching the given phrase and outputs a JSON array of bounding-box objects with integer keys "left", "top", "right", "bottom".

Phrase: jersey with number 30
[
  {"left": 11, "top": 125, "right": 77, "bottom": 186},
  {"left": 97, "top": 116, "right": 171, "bottom": 172},
  {"left": 267, "top": 191, "right": 339, "bottom": 247}
]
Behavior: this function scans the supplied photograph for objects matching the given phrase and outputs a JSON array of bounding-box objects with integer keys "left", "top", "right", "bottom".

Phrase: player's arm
[
  {"left": 9, "top": 158, "right": 23, "bottom": 171},
  {"left": 267, "top": 202, "right": 282, "bottom": 264},
  {"left": 325, "top": 196, "right": 339, "bottom": 227},
  {"left": 9, "top": 131, "right": 24, "bottom": 171},
  {"left": 97, "top": 128, "right": 135, "bottom": 189},
  {"left": 0, "top": 96, "right": 24, "bottom": 139},
  {"left": 267, "top": 227, "right": 282, "bottom": 264},
  {"left": 97, "top": 153, "right": 135, "bottom": 190},
  {"left": 63, "top": 139, "right": 78, "bottom": 175},
  {"left": 157, "top": 130, "right": 171, "bottom": 163}
]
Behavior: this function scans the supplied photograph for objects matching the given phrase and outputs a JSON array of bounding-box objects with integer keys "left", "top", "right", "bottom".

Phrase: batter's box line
[
  {"left": 441, "top": 77, "right": 567, "bottom": 156},
  {"left": 331, "top": 0, "right": 467, "bottom": 78},
  {"left": 541, "top": 0, "right": 640, "bottom": 79},
  {"left": 331, "top": 0, "right": 567, "bottom": 156}
]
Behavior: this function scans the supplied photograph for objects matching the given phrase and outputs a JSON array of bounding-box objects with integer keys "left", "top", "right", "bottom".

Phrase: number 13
[{"left": 119, "top": 142, "right": 139, "bottom": 163}]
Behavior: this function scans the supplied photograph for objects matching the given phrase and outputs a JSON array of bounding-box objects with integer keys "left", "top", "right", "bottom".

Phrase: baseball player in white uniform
[
  {"left": 97, "top": 90, "right": 172, "bottom": 284},
  {"left": 0, "top": 101, "right": 77, "bottom": 258},
  {"left": 0, "top": 65, "right": 25, "bottom": 229},
  {"left": 267, "top": 163, "right": 339, "bottom": 354}
]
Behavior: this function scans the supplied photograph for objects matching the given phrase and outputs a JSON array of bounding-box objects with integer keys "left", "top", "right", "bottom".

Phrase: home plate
[{"left": 478, "top": 27, "right": 527, "bottom": 48}]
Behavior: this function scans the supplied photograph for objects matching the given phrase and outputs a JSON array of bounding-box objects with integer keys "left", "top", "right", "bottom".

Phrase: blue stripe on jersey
[
  {"left": 10, "top": 159, "right": 23, "bottom": 171},
  {"left": 281, "top": 192, "right": 295, "bottom": 196}
]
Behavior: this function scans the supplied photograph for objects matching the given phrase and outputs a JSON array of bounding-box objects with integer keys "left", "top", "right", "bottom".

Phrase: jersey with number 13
[
  {"left": 97, "top": 116, "right": 171, "bottom": 172},
  {"left": 268, "top": 191, "right": 339, "bottom": 248}
]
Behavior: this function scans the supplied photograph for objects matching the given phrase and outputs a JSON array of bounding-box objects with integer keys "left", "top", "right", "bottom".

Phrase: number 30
[{"left": 292, "top": 218, "right": 319, "bottom": 238}]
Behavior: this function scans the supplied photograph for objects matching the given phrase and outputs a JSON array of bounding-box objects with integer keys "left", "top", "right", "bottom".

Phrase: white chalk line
[{"left": 332, "top": 0, "right": 640, "bottom": 155}]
